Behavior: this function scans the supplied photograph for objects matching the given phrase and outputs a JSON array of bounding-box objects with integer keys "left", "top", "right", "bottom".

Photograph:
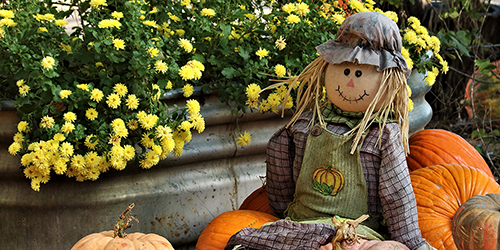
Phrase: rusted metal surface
[{"left": 0, "top": 94, "right": 289, "bottom": 249}]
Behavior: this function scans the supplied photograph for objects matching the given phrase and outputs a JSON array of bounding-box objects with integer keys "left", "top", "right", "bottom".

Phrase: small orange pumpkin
[
  {"left": 196, "top": 210, "right": 279, "bottom": 250},
  {"left": 312, "top": 166, "right": 345, "bottom": 196},
  {"left": 239, "top": 186, "right": 273, "bottom": 215},
  {"left": 71, "top": 203, "right": 174, "bottom": 250},
  {"left": 410, "top": 164, "right": 500, "bottom": 250},
  {"left": 406, "top": 129, "right": 494, "bottom": 179},
  {"left": 452, "top": 193, "right": 500, "bottom": 250}
]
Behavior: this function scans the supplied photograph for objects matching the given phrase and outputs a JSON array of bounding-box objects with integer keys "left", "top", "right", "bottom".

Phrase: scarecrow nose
[{"left": 347, "top": 79, "right": 354, "bottom": 88}]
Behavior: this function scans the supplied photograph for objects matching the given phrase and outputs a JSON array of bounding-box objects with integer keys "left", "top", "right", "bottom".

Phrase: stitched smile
[{"left": 335, "top": 85, "right": 369, "bottom": 103}]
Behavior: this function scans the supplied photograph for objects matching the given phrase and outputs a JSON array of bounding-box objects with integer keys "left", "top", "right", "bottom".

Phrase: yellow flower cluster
[
  {"left": 98, "top": 19, "right": 121, "bottom": 29},
  {"left": 9, "top": 97, "right": 206, "bottom": 191},
  {"left": 245, "top": 83, "right": 293, "bottom": 113},
  {"left": 401, "top": 16, "right": 449, "bottom": 85},
  {"left": 178, "top": 60, "right": 205, "bottom": 81},
  {"left": 201, "top": 8, "right": 216, "bottom": 17}
]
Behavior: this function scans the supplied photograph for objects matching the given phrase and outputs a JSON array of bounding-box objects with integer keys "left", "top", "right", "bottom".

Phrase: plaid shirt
[{"left": 226, "top": 110, "right": 427, "bottom": 250}]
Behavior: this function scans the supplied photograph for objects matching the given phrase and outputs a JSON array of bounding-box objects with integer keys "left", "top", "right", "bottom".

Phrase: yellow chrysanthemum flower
[
  {"left": 178, "top": 38, "right": 193, "bottom": 53},
  {"left": 0, "top": 10, "right": 14, "bottom": 18},
  {"left": 183, "top": 84, "right": 194, "bottom": 97},
  {"left": 8, "top": 142, "right": 21, "bottom": 155},
  {"left": 123, "top": 145, "right": 135, "bottom": 161},
  {"left": 148, "top": 47, "right": 160, "bottom": 58},
  {"left": 282, "top": 3, "right": 296, "bottom": 13},
  {"left": 154, "top": 60, "right": 168, "bottom": 73},
  {"left": 59, "top": 90, "right": 72, "bottom": 99},
  {"left": 63, "top": 112, "right": 77, "bottom": 123},
  {"left": 179, "top": 65, "right": 196, "bottom": 80},
  {"left": 40, "top": 116, "right": 55, "bottom": 129},
  {"left": 275, "top": 36, "right": 287, "bottom": 50},
  {"left": 41, "top": 56, "right": 56, "bottom": 70},
  {"left": 113, "top": 83, "right": 128, "bottom": 97},
  {"left": 0, "top": 18, "right": 16, "bottom": 27},
  {"left": 245, "top": 83, "right": 261, "bottom": 100},
  {"left": 98, "top": 19, "right": 121, "bottom": 29},
  {"left": 90, "top": 88, "right": 104, "bottom": 102},
  {"left": 85, "top": 135, "right": 99, "bottom": 150},
  {"left": 61, "top": 122, "right": 75, "bottom": 134},
  {"left": 53, "top": 133, "right": 65, "bottom": 142},
  {"left": 38, "top": 27, "right": 48, "bottom": 33},
  {"left": 77, "top": 84, "right": 89, "bottom": 91},
  {"left": 54, "top": 19, "right": 68, "bottom": 27},
  {"left": 274, "top": 64, "right": 287, "bottom": 77},
  {"left": 201, "top": 8, "right": 216, "bottom": 17},
  {"left": 19, "top": 85, "right": 30, "bottom": 96},
  {"left": 295, "top": 2, "right": 310, "bottom": 17},
  {"left": 111, "top": 11, "right": 123, "bottom": 19},
  {"left": 60, "top": 43, "right": 72, "bottom": 54},
  {"left": 17, "top": 121, "right": 29, "bottom": 133},
  {"left": 112, "top": 38, "right": 125, "bottom": 50},
  {"left": 186, "top": 99, "right": 201, "bottom": 115},
  {"left": 126, "top": 94, "right": 139, "bottom": 110},
  {"left": 89, "top": 0, "right": 107, "bottom": 8},
  {"left": 106, "top": 93, "right": 121, "bottom": 109},
  {"left": 143, "top": 20, "right": 158, "bottom": 28},
  {"left": 256, "top": 48, "right": 269, "bottom": 59},
  {"left": 286, "top": 14, "right": 301, "bottom": 24},
  {"left": 59, "top": 142, "right": 74, "bottom": 157},
  {"left": 236, "top": 131, "right": 251, "bottom": 146}
]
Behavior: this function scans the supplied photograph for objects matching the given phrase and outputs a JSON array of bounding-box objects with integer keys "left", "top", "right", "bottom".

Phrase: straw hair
[{"left": 262, "top": 57, "right": 410, "bottom": 155}]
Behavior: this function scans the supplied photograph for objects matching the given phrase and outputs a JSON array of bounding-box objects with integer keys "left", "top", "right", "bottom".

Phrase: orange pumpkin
[
  {"left": 312, "top": 166, "right": 345, "bottom": 196},
  {"left": 239, "top": 186, "right": 273, "bottom": 215},
  {"left": 452, "top": 193, "right": 500, "bottom": 250},
  {"left": 72, "top": 203, "right": 174, "bottom": 250},
  {"left": 406, "top": 129, "right": 494, "bottom": 179},
  {"left": 410, "top": 164, "right": 500, "bottom": 250},
  {"left": 71, "top": 230, "right": 175, "bottom": 250},
  {"left": 196, "top": 210, "right": 279, "bottom": 250}
]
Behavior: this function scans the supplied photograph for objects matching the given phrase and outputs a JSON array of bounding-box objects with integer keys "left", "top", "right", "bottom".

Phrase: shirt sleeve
[
  {"left": 378, "top": 123, "right": 427, "bottom": 250},
  {"left": 266, "top": 113, "right": 311, "bottom": 218},
  {"left": 266, "top": 126, "right": 297, "bottom": 218}
]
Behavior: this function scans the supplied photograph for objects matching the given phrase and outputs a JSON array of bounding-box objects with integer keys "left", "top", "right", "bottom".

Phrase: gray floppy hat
[{"left": 316, "top": 12, "right": 411, "bottom": 77}]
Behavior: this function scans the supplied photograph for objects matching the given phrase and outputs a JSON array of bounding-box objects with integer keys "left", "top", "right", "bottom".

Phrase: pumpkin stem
[{"left": 114, "top": 203, "right": 139, "bottom": 238}]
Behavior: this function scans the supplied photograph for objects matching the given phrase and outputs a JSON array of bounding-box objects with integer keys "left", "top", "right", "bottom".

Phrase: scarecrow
[{"left": 225, "top": 12, "right": 436, "bottom": 250}]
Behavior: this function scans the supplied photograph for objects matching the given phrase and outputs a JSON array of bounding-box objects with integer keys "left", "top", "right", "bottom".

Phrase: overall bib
[{"left": 284, "top": 122, "right": 383, "bottom": 240}]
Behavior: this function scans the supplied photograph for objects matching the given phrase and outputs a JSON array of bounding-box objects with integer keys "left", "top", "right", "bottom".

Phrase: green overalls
[{"left": 283, "top": 104, "right": 384, "bottom": 240}]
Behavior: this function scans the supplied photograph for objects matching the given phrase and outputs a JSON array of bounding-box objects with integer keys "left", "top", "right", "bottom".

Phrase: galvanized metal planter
[
  {"left": 0, "top": 93, "right": 289, "bottom": 249},
  {"left": 408, "top": 70, "right": 433, "bottom": 135}
]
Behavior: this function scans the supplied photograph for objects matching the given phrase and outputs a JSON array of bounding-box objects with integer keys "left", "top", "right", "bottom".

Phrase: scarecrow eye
[
  {"left": 355, "top": 70, "right": 362, "bottom": 78},
  {"left": 344, "top": 68, "right": 350, "bottom": 76}
]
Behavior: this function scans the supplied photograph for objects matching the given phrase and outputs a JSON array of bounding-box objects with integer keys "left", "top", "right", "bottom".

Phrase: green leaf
[
  {"left": 476, "top": 60, "right": 497, "bottom": 74},
  {"left": 238, "top": 46, "right": 250, "bottom": 61},
  {"left": 220, "top": 24, "right": 231, "bottom": 38},
  {"left": 221, "top": 67, "right": 236, "bottom": 79}
]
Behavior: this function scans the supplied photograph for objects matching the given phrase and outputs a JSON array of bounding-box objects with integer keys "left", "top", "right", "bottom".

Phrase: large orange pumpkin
[
  {"left": 72, "top": 203, "right": 174, "bottom": 250},
  {"left": 239, "top": 186, "right": 273, "bottom": 215},
  {"left": 452, "top": 193, "right": 500, "bottom": 250},
  {"left": 196, "top": 210, "right": 279, "bottom": 250},
  {"left": 406, "top": 129, "right": 494, "bottom": 179},
  {"left": 410, "top": 164, "right": 500, "bottom": 250}
]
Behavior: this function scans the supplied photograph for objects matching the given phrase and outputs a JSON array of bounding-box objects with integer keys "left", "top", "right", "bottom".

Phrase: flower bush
[{"left": 1, "top": 0, "right": 447, "bottom": 191}]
